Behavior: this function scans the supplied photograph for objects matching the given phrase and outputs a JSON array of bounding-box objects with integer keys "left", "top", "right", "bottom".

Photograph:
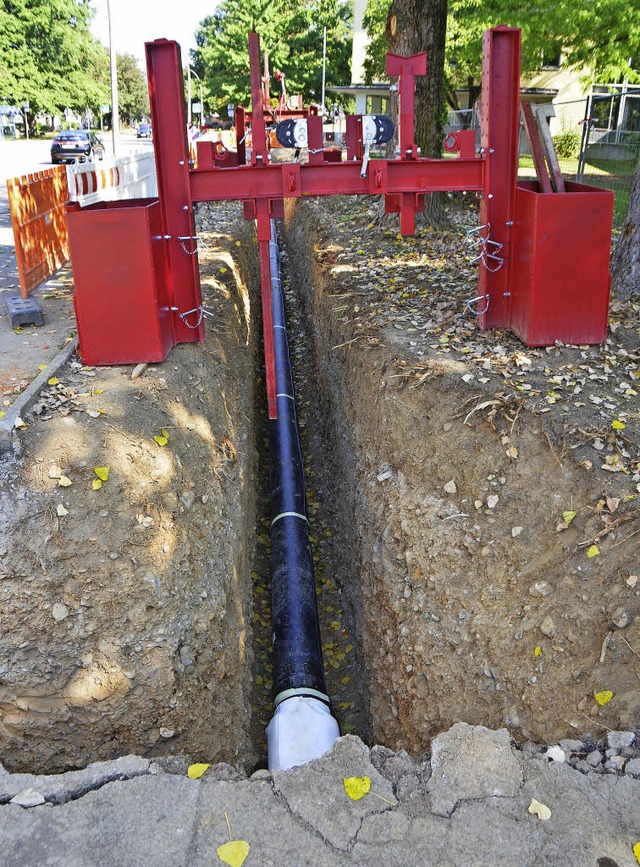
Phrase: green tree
[
  {"left": 364, "top": 0, "right": 640, "bottom": 111},
  {"left": 116, "top": 53, "right": 150, "bottom": 125},
  {"left": 0, "top": 0, "right": 108, "bottom": 131},
  {"left": 192, "top": 0, "right": 352, "bottom": 115}
]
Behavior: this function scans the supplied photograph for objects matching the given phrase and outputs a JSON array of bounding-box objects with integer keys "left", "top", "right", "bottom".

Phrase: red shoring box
[
  {"left": 509, "top": 181, "right": 614, "bottom": 346},
  {"left": 66, "top": 198, "right": 175, "bottom": 365}
]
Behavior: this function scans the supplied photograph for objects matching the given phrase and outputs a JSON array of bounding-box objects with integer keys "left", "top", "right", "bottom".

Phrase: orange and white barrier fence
[
  {"left": 6, "top": 151, "right": 158, "bottom": 297},
  {"left": 7, "top": 166, "right": 70, "bottom": 298}
]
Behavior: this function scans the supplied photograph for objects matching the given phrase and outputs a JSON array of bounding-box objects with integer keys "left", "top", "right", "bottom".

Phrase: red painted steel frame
[
  {"left": 145, "top": 28, "right": 563, "bottom": 416},
  {"left": 476, "top": 27, "right": 521, "bottom": 331},
  {"left": 145, "top": 39, "right": 204, "bottom": 344}
]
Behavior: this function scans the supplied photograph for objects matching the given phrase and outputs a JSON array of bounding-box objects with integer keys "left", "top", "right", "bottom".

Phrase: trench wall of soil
[
  {"left": 0, "top": 204, "right": 260, "bottom": 773},
  {"left": 283, "top": 197, "right": 639, "bottom": 752}
]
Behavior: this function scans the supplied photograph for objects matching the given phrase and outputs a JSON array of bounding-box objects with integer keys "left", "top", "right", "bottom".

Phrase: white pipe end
[{"left": 266, "top": 696, "right": 340, "bottom": 772}]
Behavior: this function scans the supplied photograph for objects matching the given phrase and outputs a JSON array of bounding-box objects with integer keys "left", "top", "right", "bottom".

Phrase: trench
[
  {"left": 1, "top": 196, "right": 637, "bottom": 776},
  {"left": 247, "top": 221, "right": 372, "bottom": 767}
]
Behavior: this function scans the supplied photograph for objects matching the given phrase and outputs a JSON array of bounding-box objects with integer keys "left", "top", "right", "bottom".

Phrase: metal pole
[
  {"left": 106, "top": 0, "right": 120, "bottom": 158},
  {"left": 321, "top": 26, "right": 327, "bottom": 114},
  {"left": 187, "top": 64, "right": 192, "bottom": 125}
]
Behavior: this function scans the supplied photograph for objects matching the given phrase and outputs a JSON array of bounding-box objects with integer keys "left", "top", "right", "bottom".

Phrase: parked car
[
  {"left": 51, "top": 130, "right": 105, "bottom": 164},
  {"left": 137, "top": 123, "right": 152, "bottom": 138}
]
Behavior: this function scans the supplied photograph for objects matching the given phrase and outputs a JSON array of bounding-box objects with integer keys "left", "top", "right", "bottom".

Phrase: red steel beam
[
  {"left": 248, "top": 32, "right": 268, "bottom": 165},
  {"left": 476, "top": 26, "right": 521, "bottom": 331},
  {"left": 190, "top": 158, "right": 485, "bottom": 204},
  {"left": 145, "top": 39, "right": 203, "bottom": 344}
]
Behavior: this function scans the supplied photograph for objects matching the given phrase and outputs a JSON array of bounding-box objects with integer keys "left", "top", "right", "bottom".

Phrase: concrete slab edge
[{"left": 0, "top": 337, "right": 79, "bottom": 457}]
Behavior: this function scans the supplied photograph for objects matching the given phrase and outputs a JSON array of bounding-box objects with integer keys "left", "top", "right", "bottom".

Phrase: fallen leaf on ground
[
  {"left": 56, "top": 504, "right": 68, "bottom": 516},
  {"left": 47, "top": 377, "right": 59, "bottom": 386},
  {"left": 633, "top": 842, "right": 640, "bottom": 864},
  {"left": 562, "top": 511, "right": 577, "bottom": 525},
  {"left": 344, "top": 776, "right": 371, "bottom": 800},
  {"left": 58, "top": 476, "right": 72, "bottom": 487},
  {"left": 528, "top": 798, "right": 551, "bottom": 820},
  {"left": 217, "top": 840, "right": 250, "bottom": 867},
  {"left": 595, "top": 690, "right": 613, "bottom": 706},
  {"left": 587, "top": 545, "right": 600, "bottom": 558},
  {"left": 612, "top": 419, "right": 626, "bottom": 430},
  {"left": 91, "top": 479, "right": 102, "bottom": 490},
  {"left": 94, "top": 467, "right": 110, "bottom": 481},
  {"left": 153, "top": 435, "right": 168, "bottom": 447},
  {"left": 187, "top": 763, "right": 211, "bottom": 779}
]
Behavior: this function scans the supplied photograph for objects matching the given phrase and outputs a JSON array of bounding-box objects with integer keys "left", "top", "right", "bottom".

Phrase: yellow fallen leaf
[
  {"left": 48, "top": 377, "right": 59, "bottom": 386},
  {"left": 160, "top": 428, "right": 170, "bottom": 439},
  {"left": 633, "top": 842, "right": 640, "bottom": 864},
  {"left": 595, "top": 690, "right": 613, "bottom": 707},
  {"left": 562, "top": 511, "right": 577, "bottom": 525},
  {"left": 58, "top": 476, "right": 72, "bottom": 487},
  {"left": 38, "top": 364, "right": 47, "bottom": 370},
  {"left": 344, "top": 775, "right": 371, "bottom": 801},
  {"left": 612, "top": 419, "right": 626, "bottom": 430},
  {"left": 92, "top": 479, "right": 102, "bottom": 490},
  {"left": 93, "top": 388, "right": 104, "bottom": 395},
  {"left": 153, "top": 436, "right": 168, "bottom": 447},
  {"left": 528, "top": 798, "right": 551, "bottom": 821},
  {"left": 0, "top": 411, "right": 4, "bottom": 418},
  {"left": 217, "top": 840, "right": 250, "bottom": 867},
  {"left": 94, "top": 467, "right": 110, "bottom": 481},
  {"left": 534, "top": 646, "right": 542, "bottom": 657},
  {"left": 587, "top": 545, "right": 600, "bottom": 558},
  {"left": 187, "top": 763, "right": 211, "bottom": 779}
]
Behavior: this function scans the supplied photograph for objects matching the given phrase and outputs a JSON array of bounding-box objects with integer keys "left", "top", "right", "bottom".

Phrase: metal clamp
[
  {"left": 462, "top": 294, "right": 490, "bottom": 316},
  {"left": 177, "top": 235, "right": 204, "bottom": 256},
  {"left": 173, "top": 306, "right": 215, "bottom": 329},
  {"left": 465, "top": 223, "right": 504, "bottom": 273}
]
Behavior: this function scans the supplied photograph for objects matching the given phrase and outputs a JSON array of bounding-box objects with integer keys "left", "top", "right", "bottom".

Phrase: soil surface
[
  {"left": 281, "top": 195, "right": 640, "bottom": 751},
  {"left": 0, "top": 205, "right": 260, "bottom": 772},
  {"left": 0, "top": 194, "right": 638, "bottom": 774}
]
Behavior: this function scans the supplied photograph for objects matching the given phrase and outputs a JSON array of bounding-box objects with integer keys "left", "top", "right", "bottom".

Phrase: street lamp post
[
  {"left": 106, "top": 0, "right": 120, "bottom": 158},
  {"left": 187, "top": 66, "right": 204, "bottom": 126}
]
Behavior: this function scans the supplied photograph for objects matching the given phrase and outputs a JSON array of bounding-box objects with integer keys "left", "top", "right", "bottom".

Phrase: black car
[
  {"left": 51, "top": 130, "right": 105, "bottom": 164},
  {"left": 137, "top": 123, "right": 152, "bottom": 138}
]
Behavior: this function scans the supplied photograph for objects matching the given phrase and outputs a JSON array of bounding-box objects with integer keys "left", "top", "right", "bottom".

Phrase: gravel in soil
[
  {"left": 282, "top": 194, "right": 639, "bottom": 750},
  {"left": 0, "top": 204, "right": 260, "bottom": 773},
  {"left": 0, "top": 192, "right": 638, "bottom": 774}
]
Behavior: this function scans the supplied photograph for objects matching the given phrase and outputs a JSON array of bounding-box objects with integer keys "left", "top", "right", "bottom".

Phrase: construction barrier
[
  {"left": 7, "top": 167, "right": 70, "bottom": 297},
  {"left": 6, "top": 150, "right": 158, "bottom": 297}
]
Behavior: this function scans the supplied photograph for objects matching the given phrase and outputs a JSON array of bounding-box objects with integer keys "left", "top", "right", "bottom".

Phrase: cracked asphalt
[{"left": 1, "top": 724, "right": 638, "bottom": 866}]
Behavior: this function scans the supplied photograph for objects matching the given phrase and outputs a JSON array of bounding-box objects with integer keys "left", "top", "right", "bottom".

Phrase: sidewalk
[
  {"left": 0, "top": 179, "right": 77, "bottom": 448},
  {"left": 1, "top": 724, "right": 638, "bottom": 866}
]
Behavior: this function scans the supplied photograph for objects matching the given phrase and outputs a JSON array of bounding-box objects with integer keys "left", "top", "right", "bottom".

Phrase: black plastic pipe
[{"left": 267, "top": 223, "right": 328, "bottom": 706}]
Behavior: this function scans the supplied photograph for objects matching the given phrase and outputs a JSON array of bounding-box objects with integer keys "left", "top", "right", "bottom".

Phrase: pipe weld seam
[
  {"left": 271, "top": 511, "right": 308, "bottom": 526},
  {"left": 274, "top": 687, "right": 331, "bottom": 708}
]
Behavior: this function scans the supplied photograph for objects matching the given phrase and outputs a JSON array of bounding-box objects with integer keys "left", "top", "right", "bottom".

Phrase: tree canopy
[
  {"left": 192, "top": 0, "right": 353, "bottom": 115},
  {"left": 364, "top": 0, "right": 640, "bottom": 110},
  {"left": 0, "top": 0, "right": 108, "bottom": 121}
]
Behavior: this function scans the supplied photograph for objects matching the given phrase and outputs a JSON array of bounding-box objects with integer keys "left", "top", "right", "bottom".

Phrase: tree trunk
[
  {"left": 386, "top": 0, "right": 448, "bottom": 225},
  {"left": 611, "top": 157, "right": 640, "bottom": 300}
]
